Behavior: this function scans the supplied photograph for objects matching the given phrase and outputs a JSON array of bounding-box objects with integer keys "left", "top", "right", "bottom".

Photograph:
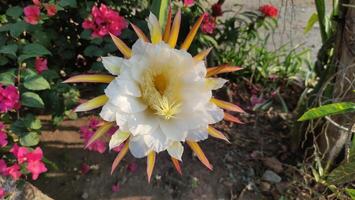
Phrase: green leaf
[
  {"left": 0, "top": 55, "right": 9, "bottom": 66},
  {"left": 346, "top": 188, "right": 355, "bottom": 200},
  {"left": 23, "top": 114, "right": 42, "bottom": 130},
  {"left": 0, "top": 44, "right": 18, "bottom": 57},
  {"left": 6, "top": 6, "right": 23, "bottom": 19},
  {"left": 10, "top": 21, "right": 28, "bottom": 38},
  {"left": 298, "top": 102, "right": 355, "bottom": 121},
  {"left": 20, "top": 132, "right": 40, "bottom": 147},
  {"left": 58, "top": 0, "right": 77, "bottom": 8},
  {"left": 83, "top": 45, "right": 104, "bottom": 57},
  {"left": 11, "top": 120, "right": 27, "bottom": 135},
  {"left": 150, "top": 0, "right": 169, "bottom": 28},
  {"left": 19, "top": 43, "right": 52, "bottom": 62},
  {"left": 304, "top": 13, "right": 318, "bottom": 34},
  {"left": 21, "top": 92, "right": 45, "bottom": 108},
  {"left": 0, "top": 69, "right": 16, "bottom": 85},
  {"left": 23, "top": 69, "right": 50, "bottom": 91},
  {"left": 328, "top": 161, "right": 355, "bottom": 185}
]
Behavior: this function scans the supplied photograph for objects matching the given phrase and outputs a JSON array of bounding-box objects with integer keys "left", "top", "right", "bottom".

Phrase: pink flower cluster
[
  {"left": 183, "top": 0, "right": 195, "bottom": 7},
  {"left": 0, "top": 84, "right": 20, "bottom": 113},
  {"left": 24, "top": 0, "right": 57, "bottom": 25},
  {"left": 201, "top": 14, "right": 216, "bottom": 34},
  {"left": 259, "top": 4, "right": 279, "bottom": 18},
  {"left": 80, "top": 118, "right": 122, "bottom": 154},
  {"left": 82, "top": 4, "right": 128, "bottom": 38},
  {"left": 0, "top": 145, "right": 47, "bottom": 181},
  {"left": 35, "top": 57, "right": 48, "bottom": 74}
]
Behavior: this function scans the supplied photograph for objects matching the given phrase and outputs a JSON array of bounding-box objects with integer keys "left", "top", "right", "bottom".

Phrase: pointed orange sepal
[
  {"left": 171, "top": 157, "right": 182, "bottom": 175},
  {"left": 63, "top": 74, "right": 114, "bottom": 84},
  {"left": 147, "top": 151, "right": 156, "bottom": 183},
  {"left": 224, "top": 112, "right": 244, "bottom": 124},
  {"left": 131, "top": 23, "right": 149, "bottom": 42},
  {"left": 180, "top": 14, "right": 204, "bottom": 51},
  {"left": 193, "top": 48, "right": 213, "bottom": 61},
  {"left": 206, "top": 65, "right": 242, "bottom": 77},
  {"left": 109, "top": 33, "right": 132, "bottom": 58},
  {"left": 187, "top": 141, "right": 213, "bottom": 171},
  {"left": 163, "top": 6, "right": 172, "bottom": 42},
  {"left": 211, "top": 98, "right": 245, "bottom": 113},
  {"left": 75, "top": 95, "right": 108, "bottom": 112},
  {"left": 168, "top": 9, "right": 181, "bottom": 48},
  {"left": 208, "top": 126, "right": 230, "bottom": 143},
  {"left": 111, "top": 141, "right": 129, "bottom": 174},
  {"left": 85, "top": 122, "right": 113, "bottom": 149}
]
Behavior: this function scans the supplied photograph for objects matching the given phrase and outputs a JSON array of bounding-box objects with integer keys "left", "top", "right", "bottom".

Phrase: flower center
[{"left": 140, "top": 68, "right": 181, "bottom": 120}]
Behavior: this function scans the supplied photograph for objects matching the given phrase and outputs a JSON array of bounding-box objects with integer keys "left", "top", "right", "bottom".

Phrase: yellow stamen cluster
[{"left": 140, "top": 67, "right": 181, "bottom": 120}]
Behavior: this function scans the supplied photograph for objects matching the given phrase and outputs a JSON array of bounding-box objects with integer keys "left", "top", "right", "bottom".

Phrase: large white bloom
[
  {"left": 100, "top": 39, "right": 225, "bottom": 160},
  {"left": 65, "top": 12, "right": 243, "bottom": 179}
]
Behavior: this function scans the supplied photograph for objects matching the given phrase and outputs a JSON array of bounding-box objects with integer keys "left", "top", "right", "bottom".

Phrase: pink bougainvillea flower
[
  {"left": 82, "top": 4, "right": 128, "bottom": 38},
  {"left": 80, "top": 163, "right": 91, "bottom": 175},
  {"left": 0, "top": 159, "right": 8, "bottom": 176},
  {"left": 0, "top": 122, "right": 7, "bottom": 147},
  {"left": 32, "top": 0, "right": 41, "bottom": 6},
  {"left": 259, "top": 4, "right": 279, "bottom": 18},
  {"left": 9, "top": 143, "right": 19, "bottom": 156},
  {"left": 35, "top": 57, "right": 48, "bottom": 74},
  {"left": 111, "top": 183, "right": 120, "bottom": 192},
  {"left": 80, "top": 126, "right": 107, "bottom": 153},
  {"left": 16, "top": 147, "right": 30, "bottom": 164},
  {"left": 24, "top": 5, "right": 41, "bottom": 25},
  {"left": 27, "top": 147, "right": 44, "bottom": 162},
  {"left": 127, "top": 162, "right": 138, "bottom": 173},
  {"left": 44, "top": 4, "right": 57, "bottom": 17},
  {"left": 201, "top": 14, "right": 216, "bottom": 34},
  {"left": 0, "top": 85, "right": 20, "bottom": 113},
  {"left": 212, "top": 3, "right": 223, "bottom": 17},
  {"left": 27, "top": 160, "right": 47, "bottom": 180},
  {"left": 183, "top": 0, "right": 195, "bottom": 7},
  {"left": 0, "top": 187, "right": 5, "bottom": 199},
  {"left": 7, "top": 164, "right": 21, "bottom": 181}
]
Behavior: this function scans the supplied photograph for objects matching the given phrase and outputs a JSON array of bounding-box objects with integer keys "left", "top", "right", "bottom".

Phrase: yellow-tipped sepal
[
  {"left": 211, "top": 98, "right": 245, "bottom": 113},
  {"left": 187, "top": 141, "right": 213, "bottom": 170},
  {"left": 147, "top": 151, "right": 156, "bottom": 183},
  {"left": 180, "top": 14, "right": 204, "bottom": 50},
  {"left": 109, "top": 33, "right": 132, "bottom": 58},
  {"left": 63, "top": 74, "right": 114, "bottom": 83},
  {"left": 208, "top": 126, "right": 230, "bottom": 143},
  {"left": 111, "top": 141, "right": 130, "bottom": 174},
  {"left": 75, "top": 95, "right": 108, "bottom": 112},
  {"left": 85, "top": 122, "right": 113, "bottom": 148}
]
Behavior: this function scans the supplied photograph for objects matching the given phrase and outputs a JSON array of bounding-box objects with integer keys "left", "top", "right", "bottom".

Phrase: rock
[
  {"left": 81, "top": 192, "right": 89, "bottom": 199},
  {"left": 0, "top": 175, "right": 52, "bottom": 200},
  {"left": 261, "top": 170, "right": 282, "bottom": 184},
  {"left": 259, "top": 181, "right": 271, "bottom": 192},
  {"left": 262, "top": 157, "right": 283, "bottom": 173}
]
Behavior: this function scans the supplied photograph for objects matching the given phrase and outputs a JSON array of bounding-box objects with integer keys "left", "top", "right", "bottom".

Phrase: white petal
[
  {"left": 186, "top": 126, "right": 209, "bottom": 142},
  {"left": 99, "top": 103, "right": 116, "bottom": 121},
  {"left": 167, "top": 142, "right": 184, "bottom": 161},
  {"left": 129, "top": 135, "right": 151, "bottom": 158},
  {"left": 159, "top": 119, "right": 188, "bottom": 141},
  {"left": 205, "top": 103, "right": 224, "bottom": 124},
  {"left": 116, "top": 78, "right": 141, "bottom": 97},
  {"left": 101, "top": 56, "right": 126, "bottom": 75},
  {"left": 105, "top": 81, "right": 146, "bottom": 113},
  {"left": 147, "top": 128, "right": 169, "bottom": 153},
  {"left": 109, "top": 131, "right": 130, "bottom": 150},
  {"left": 128, "top": 111, "right": 159, "bottom": 136}
]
